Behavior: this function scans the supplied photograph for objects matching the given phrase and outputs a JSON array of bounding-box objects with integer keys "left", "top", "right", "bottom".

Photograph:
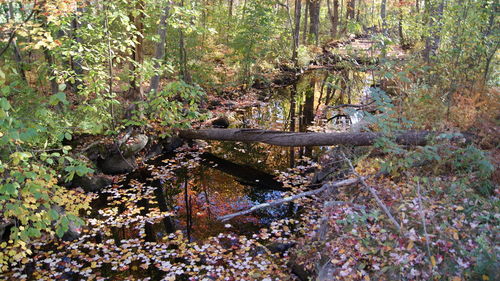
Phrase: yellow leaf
[
  {"left": 482, "top": 275, "right": 490, "bottom": 280},
  {"left": 431, "top": 256, "right": 436, "bottom": 267},
  {"left": 453, "top": 232, "right": 459, "bottom": 240},
  {"left": 456, "top": 206, "right": 464, "bottom": 211},
  {"left": 407, "top": 241, "right": 414, "bottom": 250}
]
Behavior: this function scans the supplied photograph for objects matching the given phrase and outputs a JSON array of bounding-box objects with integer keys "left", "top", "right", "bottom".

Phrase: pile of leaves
[{"left": 292, "top": 153, "right": 499, "bottom": 280}]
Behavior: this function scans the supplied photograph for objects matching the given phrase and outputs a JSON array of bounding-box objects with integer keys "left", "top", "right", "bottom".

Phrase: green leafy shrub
[
  {"left": 363, "top": 88, "right": 494, "bottom": 195},
  {"left": 0, "top": 72, "right": 91, "bottom": 272},
  {"left": 125, "top": 81, "right": 207, "bottom": 135}
]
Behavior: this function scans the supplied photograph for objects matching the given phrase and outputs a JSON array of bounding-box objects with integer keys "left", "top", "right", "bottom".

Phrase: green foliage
[
  {"left": 469, "top": 234, "right": 499, "bottom": 279},
  {"left": 338, "top": 209, "right": 380, "bottom": 226},
  {"left": 125, "top": 81, "right": 207, "bottom": 135},
  {"left": 231, "top": 0, "right": 286, "bottom": 84},
  {"left": 346, "top": 21, "right": 363, "bottom": 35},
  {"left": 363, "top": 85, "right": 494, "bottom": 196},
  {"left": 0, "top": 67, "right": 91, "bottom": 272}
]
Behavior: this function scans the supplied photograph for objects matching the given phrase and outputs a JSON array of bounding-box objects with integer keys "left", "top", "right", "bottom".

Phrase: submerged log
[{"left": 179, "top": 128, "right": 439, "bottom": 147}]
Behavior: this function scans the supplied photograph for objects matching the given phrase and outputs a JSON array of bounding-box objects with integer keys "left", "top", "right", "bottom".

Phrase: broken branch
[
  {"left": 342, "top": 152, "right": 402, "bottom": 232},
  {"left": 217, "top": 177, "right": 365, "bottom": 221}
]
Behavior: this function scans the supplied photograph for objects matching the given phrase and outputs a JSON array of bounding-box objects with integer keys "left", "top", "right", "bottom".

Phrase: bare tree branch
[
  {"left": 342, "top": 152, "right": 402, "bottom": 232},
  {"left": 417, "top": 178, "right": 432, "bottom": 260},
  {"left": 217, "top": 176, "right": 365, "bottom": 221},
  {"left": 0, "top": 1, "right": 37, "bottom": 58}
]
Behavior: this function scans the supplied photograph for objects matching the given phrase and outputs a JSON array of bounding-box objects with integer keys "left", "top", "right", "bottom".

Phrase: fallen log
[
  {"left": 217, "top": 176, "right": 365, "bottom": 221},
  {"left": 179, "top": 128, "right": 438, "bottom": 147}
]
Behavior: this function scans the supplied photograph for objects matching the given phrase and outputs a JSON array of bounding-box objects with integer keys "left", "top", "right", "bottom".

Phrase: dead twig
[
  {"left": 417, "top": 178, "right": 432, "bottom": 260},
  {"left": 342, "top": 152, "right": 402, "bottom": 232},
  {"left": 217, "top": 177, "right": 365, "bottom": 221}
]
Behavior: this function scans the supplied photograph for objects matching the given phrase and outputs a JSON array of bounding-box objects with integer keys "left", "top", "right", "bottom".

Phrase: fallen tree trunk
[
  {"left": 179, "top": 128, "right": 436, "bottom": 146},
  {"left": 217, "top": 176, "right": 365, "bottom": 221}
]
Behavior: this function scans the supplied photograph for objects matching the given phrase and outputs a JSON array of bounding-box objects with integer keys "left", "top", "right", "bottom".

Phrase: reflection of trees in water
[
  {"left": 210, "top": 141, "right": 288, "bottom": 173},
  {"left": 285, "top": 69, "right": 373, "bottom": 164},
  {"left": 174, "top": 164, "right": 262, "bottom": 240}
]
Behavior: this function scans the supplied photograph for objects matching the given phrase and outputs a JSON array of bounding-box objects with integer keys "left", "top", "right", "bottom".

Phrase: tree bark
[
  {"left": 129, "top": 0, "right": 145, "bottom": 100},
  {"left": 7, "top": 2, "right": 26, "bottom": 81},
  {"left": 149, "top": 3, "right": 171, "bottom": 93},
  {"left": 398, "top": 0, "right": 405, "bottom": 46},
  {"left": 178, "top": 0, "right": 191, "bottom": 83},
  {"left": 289, "top": 84, "right": 297, "bottom": 167},
  {"left": 347, "top": 0, "right": 355, "bottom": 20},
  {"left": 229, "top": 0, "right": 234, "bottom": 17},
  {"left": 44, "top": 50, "right": 59, "bottom": 95},
  {"left": 302, "top": 0, "right": 309, "bottom": 44},
  {"left": 292, "top": 0, "right": 302, "bottom": 63},
  {"left": 423, "top": 0, "right": 445, "bottom": 62},
  {"left": 327, "top": 0, "right": 339, "bottom": 37},
  {"left": 381, "top": 0, "right": 387, "bottom": 34},
  {"left": 71, "top": 6, "right": 85, "bottom": 92},
  {"left": 178, "top": 128, "right": 445, "bottom": 147},
  {"left": 308, "top": 0, "right": 321, "bottom": 45}
]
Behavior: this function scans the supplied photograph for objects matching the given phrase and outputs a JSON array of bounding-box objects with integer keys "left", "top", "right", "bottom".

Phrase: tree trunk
[
  {"left": 303, "top": 80, "right": 315, "bottom": 156},
  {"left": 129, "top": 0, "right": 145, "bottom": 100},
  {"left": 327, "top": 0, "right": 340, "bottom": 37},
  {"left": 327, "top": 0, "right": 334, "bottom": 36},
  {"left": 381, "top": 0, "right": 387, "bottom": 34},
  {"left": 289, "top": 84, "right": 297, "bottom": 167},
  {"left": 308, "top": 0, "right": 321, "bottom": 45},
  {"left": 178, "top": 0, "right": 191, "bottom": 83},
  {"left": 483, "top": 11, "right": 497, "bottom": 83},
  {"left": 398, "top": 0, "right": 405, "bottom": 46},
  {"left": 302, "top": 0, "right": 309, "bottom": 44},
  {"left": 229, "top": 0, "right": 234, "bottom": 17},
  {"left": 347, "top": 0, "right": 355, "bottom": 20},
  {"left": 424, "top": 0, "right": 445, "bottom": 62},
  {"left": 303, "top": 81, "right": 315, "bottom": 129},
  {"left": 178, "top": 128, "right": 446, "bottom": 147},
  {"left": 292, "top": 0, "right": 302, "bottom": 63},
  {"left": 7, "top": 2, "right": 26, "bottom": 81},
  {"left": 71, "top": 6, "right": 85, "bottom": 92},
  {"left": 150, "top": 3, "right": 171, "bottom": 93},
  {"left": 44, "top": 50, "right": 59, "bottom": 95}
]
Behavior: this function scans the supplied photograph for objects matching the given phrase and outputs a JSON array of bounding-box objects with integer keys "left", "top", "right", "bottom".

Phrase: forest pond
[{"left": 10, "top": 69, "right": 375, "bottom": 280}]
